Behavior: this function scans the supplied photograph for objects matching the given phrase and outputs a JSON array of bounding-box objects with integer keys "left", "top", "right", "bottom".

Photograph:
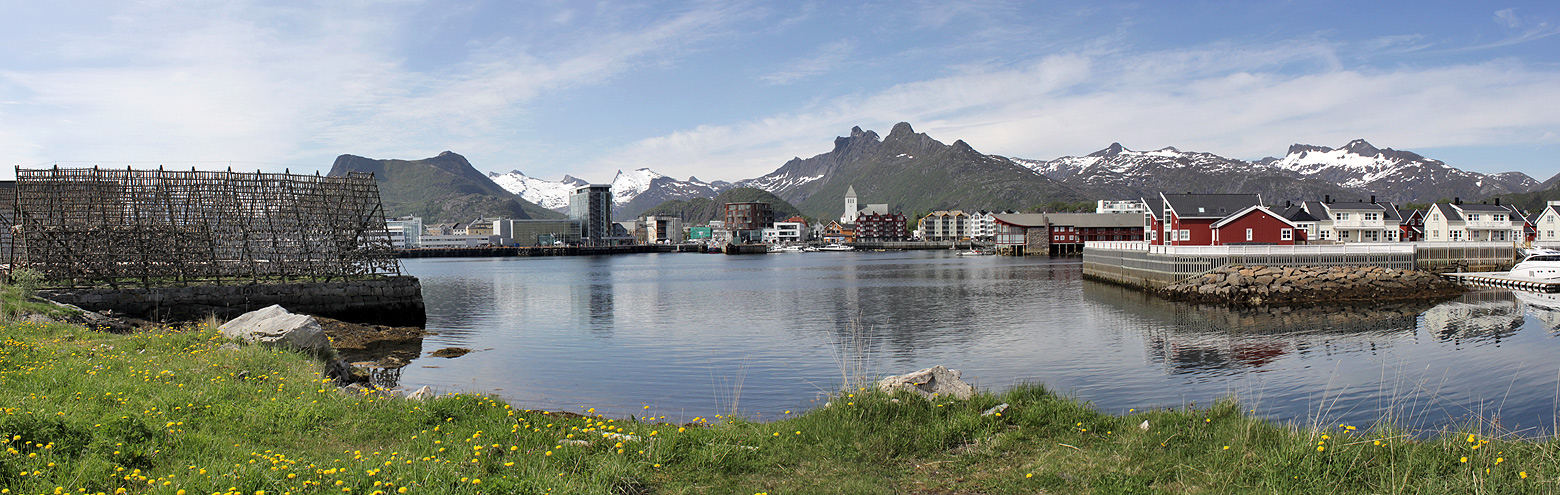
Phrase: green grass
[{"left": 5, "top": 317, "right": 1560, "bottom": 494}]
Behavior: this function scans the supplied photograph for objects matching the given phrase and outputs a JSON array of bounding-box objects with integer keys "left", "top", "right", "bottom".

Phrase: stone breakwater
[{"left": 1158, "top": 265, "right": 1465, "bottom": 305}]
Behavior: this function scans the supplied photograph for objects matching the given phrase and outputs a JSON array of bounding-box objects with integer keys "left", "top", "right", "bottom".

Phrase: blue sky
[{"left": 2, "top": 1, "right": 1558, "bottom": 184}]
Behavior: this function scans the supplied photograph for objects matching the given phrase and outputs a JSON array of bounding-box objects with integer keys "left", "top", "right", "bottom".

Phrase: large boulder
[
  {"left": 218, "top": 305, "right": 331, "bottom": 356},
  {"left": 877, "top": 365, "right": 974, "bottom": 400}
]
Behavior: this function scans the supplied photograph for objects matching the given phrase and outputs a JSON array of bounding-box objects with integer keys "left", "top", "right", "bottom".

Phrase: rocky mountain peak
[
  {"left": 888, "top": 122, "right": 916, "bottom": 137},
  {"left": 1087, "top": 142, "right": 1127, "bottom": 157},
  {"left": 1286, "top": 143, "right": 1332, "bottom": 156},
  {"left": 1342, "top": 139, "right": 1379, "bottom": 156}
]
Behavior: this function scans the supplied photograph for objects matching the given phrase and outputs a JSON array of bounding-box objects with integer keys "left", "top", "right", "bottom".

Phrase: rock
[
  {"left": 876, "top": 365, "right": 974, "bottom": 400},
  {"left": 405, "top": 386, "right": 435, "bottom": 401},
  {"left": 218, "top": 305, "right": 331, "bottom": 356},
  {"left": 1139, "top": 420, "right": 1150, "bottom": 431},
  {"left": 429, "top": 347, "right": 472, "bottom": 358},
  {"left": 981, "top": 403, "right": 1009, "bottom": 417}
]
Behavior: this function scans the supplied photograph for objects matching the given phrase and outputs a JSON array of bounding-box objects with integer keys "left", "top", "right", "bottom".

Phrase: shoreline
[{"left": 4, "top": 317, "right": 1558, "bottom": 494}]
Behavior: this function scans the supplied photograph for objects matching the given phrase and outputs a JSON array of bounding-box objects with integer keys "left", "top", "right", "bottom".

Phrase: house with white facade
[
  {"left": 1535, "top": 201, "right": 1560, "bottom": 245},
  {"left": 1301, "top": 199, "right": 1401, "bottom": 242},
  {"left": 1096, "top": 200, "right": 1148, "bottom": 215},
  {"left": 1424, "top": 202, "right": 1525, "bottom": 242}
]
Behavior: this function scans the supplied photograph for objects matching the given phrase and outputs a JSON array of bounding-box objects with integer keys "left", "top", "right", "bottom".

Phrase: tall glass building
[{"left": 569, "top": 185, "right": 613, "bottom": 246}]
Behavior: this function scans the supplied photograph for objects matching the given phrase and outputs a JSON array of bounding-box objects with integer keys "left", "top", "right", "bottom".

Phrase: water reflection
[
  {"left": 398, "top": 254, "right": 1560, "bottom": 435},
  {"left": 1082, "top": 281, "right": 1427, "bottom": 376},
  {"left": 1513, "top": 291, "right": 1560, "bottom": 331}
]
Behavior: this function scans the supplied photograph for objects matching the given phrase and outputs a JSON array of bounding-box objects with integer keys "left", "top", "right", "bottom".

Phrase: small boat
[
  {"left": 1511, "top": 249, "right": 1560, "bottom": 280},
  {"left": 818, "top": 243, "right": 854, "bottom": 252},
  {"left": 768, "top": 245, "right": 805, "bottom": 253},
  {"left": 955, "top": 249, "right": 989, "bottom": 257}
]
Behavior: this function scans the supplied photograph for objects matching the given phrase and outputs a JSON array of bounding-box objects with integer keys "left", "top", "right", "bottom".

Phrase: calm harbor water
[{"left": 396, "top": 251, "right": 1560, "bottom": 433}]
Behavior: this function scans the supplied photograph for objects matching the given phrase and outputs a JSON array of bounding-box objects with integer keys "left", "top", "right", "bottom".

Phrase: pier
[
  {"left": 1440, "top": 272, "right": 1560, "bottom": 293},
  {"left": 1083, "top": 241, "right": 1520, "bottom": 290},
  {"left": 397, "top": 245, "right": 674, "bottom": 258}
]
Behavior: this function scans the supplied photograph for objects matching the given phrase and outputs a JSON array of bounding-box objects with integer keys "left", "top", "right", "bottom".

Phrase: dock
[{"left": 1441, "top": 272, "right": 1560, "bottom": 293}]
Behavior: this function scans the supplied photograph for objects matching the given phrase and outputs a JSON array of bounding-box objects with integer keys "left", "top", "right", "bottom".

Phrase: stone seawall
[
  {"left": 1158, "top": 265, "right": 1463, "bottom": 305},
  {"left": 37, "top": 276, "right": 425, "bottom": 327}
]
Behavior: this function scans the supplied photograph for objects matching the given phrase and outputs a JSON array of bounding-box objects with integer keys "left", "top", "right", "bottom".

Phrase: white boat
[
  {"left": 768, "top": 245, "right": 805, "bottom": 253},
  {"left": 955, "top": 249, "right": 989, "bottom": 256},
  {"left": 1511, "top": 249, "right": 1560, "bottom": 280},
  {"left": 818, "top": 243, "right": 854, "bottom": 252}
]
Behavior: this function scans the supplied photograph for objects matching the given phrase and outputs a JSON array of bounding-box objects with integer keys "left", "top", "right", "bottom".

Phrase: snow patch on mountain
[{"left": 489, "top": 171, "right": 586, "bottom": 210}]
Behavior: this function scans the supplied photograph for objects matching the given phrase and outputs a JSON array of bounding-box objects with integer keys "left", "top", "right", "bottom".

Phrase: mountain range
[
  {"left": 344, "top": 125, "right": 1547, "bottom": 226},
  {"left": 327, "top": 151, "right": 563, "bottom": 224}
]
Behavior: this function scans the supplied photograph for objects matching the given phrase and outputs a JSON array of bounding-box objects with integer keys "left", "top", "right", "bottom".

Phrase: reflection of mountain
[
  {"left": 1083, "top": 281, "right": 1428, "bottom": 374},
  {"left": 1513, "top": 291, "right": 1560, "bottom": 332},
  {"left": 1420, "top": 290, "right": 1524, "bottom": 343}
]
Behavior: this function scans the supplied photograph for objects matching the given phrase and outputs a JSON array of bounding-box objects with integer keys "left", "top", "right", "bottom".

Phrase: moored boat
[
  {"left": 818, "top": 243, "right": 854, "bottom": 252},
  {"left": 1511, "top": 249, "right": 1560, "bottom": 280}
]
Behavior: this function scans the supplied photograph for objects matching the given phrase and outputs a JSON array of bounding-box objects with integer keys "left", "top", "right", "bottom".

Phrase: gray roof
[
  {"left": 1045, "top": 213, "right": 1144, "bottom": 228},
  {"left": 1432, "top": 203, "right": 1463, "bottom": 222},
  {"left": 1281, "top": 206, "right": 1318, "bottom": 222},
  {"left": 989, "top": 212, "right": 1142, "bottom": 228},
  {"left": 1379, "top": 202, "right": 1403, "bottom": 222},
  {"left": 990, "top": 213, "right": 1049, "bottom": 227},
  {"left": 1454, "top": 203, "right": 1512, "bottom": 213},
  {"left": 1141, "top": 196, "right": 1164, "bottom": 218},
  {"left": 1323, "top": 201, "right": 1386, "bottom": 212},
  {"left": 1161, "top": 193, "right": 1261, "bottom": 219}
]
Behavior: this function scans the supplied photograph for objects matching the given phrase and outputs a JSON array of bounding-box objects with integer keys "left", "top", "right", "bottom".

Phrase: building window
[
  {"left": 1245, "top": 228, "right": 1253, "bottom": 241},
  {"left": 1364, "top": 213, "right": 1379, "bottom": 221},
  {"left": 1281, "top": 228, "right": 1292, "bottom": 240},
  {"left": 1431, "top": 230, "right": 1439, "bottom": 239},
  {"left": 1179, "top": 230, "right": 1190, "bottom": 241},
  {"left": 1335, "top": 213, "right": 1350, "bottom": 221},
  {"left": 1493, "top": 214, "right": 1505, "bottom": 222}
]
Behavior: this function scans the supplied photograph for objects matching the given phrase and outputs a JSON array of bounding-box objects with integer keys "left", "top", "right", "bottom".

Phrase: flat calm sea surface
[{"left": 396, "top": 251, "right": 1560, "bottom": 432}]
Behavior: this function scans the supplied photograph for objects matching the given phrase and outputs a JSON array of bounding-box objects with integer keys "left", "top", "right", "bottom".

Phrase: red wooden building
[
  {"left": 1209, "top": 205, "right": 1304, "bottom": 245},
  {"left": 1145, "top": 193, "right": 1267, "bottom": 246}
]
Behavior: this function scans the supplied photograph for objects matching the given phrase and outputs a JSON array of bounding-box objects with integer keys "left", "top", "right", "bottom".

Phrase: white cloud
[
  {"left": 600, "top": 42, "right": 1560, "bottom": 181},
  {"left": 0, "top": 1, "right": 744, "bottom": 176},
  {"left": 761, "top": 39, "right": 856, "bottom": 85}
]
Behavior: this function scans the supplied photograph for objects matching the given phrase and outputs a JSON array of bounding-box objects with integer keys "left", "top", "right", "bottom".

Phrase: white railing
[
  {"left": 1084, "top": 241, "right": 1416, "bottom": 256},
  {"left": 1464, "top": 220, "right": 1517, "bottom": 229},
  {"left": 1332, "top": 219, "right": 1386, "bottom": 228}
]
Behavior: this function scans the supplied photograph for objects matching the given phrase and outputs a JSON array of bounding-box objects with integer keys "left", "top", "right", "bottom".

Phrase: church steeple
[{"left": 841, "top": 185, "right": 859, "bottom": 224}]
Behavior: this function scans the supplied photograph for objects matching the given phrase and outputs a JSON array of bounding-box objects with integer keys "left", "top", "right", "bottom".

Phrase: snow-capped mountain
[
  {"left": 1012, "top": 139, "right": 1541, "bottom": 204},
  {"left": 489, "top": 168, "right": 730, "bottom": 218},
  {"left": 1268, "top": 139, "right": 1539, "bottom": 202},
  {"left": 487, "top": 171, "right": 586, "bottom": 211},
  {"left": 1013, "top": 142, "right": 1353, "bottom": 204}
]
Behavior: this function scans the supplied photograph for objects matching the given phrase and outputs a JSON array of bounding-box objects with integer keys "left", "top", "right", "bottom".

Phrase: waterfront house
[
  {"left": 1300, "top": 197, "right": 1402, "bottom": 243},
  {"left": 1400, "top": 209, "right": 1426, "bottom": 242},
  {"left": 768, "top": 217, "right": 810, "bottom": 244},
  {"left": 1424, "top": 201, "right": 1525, "bottom": 242},
  {"left": 920, "top": 210, "right": 972, "bottom": 241},
  {"left": 1209, "top": 205, "right": 1304, "bottom": 245},
  {"left": 991, "top": 212, "right": 1144, "bottom": 255},
  {"left": 1278, "top": 206, "right": 1319, "bottom": 242},
  {"left": 636, "top": 215, "right": 684, "bottom": 244},
  {"left": 856, "top": 212, "right": 908, "bottom": 241},
  {"left": 820, "top": 221, "right": 855, "bottom": 243},
  {"left": 1535, "top": 201, "right": 1560, "bottom": 245},
  {"left": 1148, "top": 193, "right": 1262, "bottom": 246},
  {"left": 1096, "top": 200, "right": 1148, "bottom": 215}
]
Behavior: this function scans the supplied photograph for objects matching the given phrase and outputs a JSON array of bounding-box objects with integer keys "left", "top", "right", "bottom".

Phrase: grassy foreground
[{"left": 3, "top": 320, "right": 1560, "bottom": 495}]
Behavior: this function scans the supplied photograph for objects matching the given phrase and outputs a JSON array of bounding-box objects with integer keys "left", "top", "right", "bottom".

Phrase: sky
[{"left": 2, "top": 1, "right": 1559, "bottom": 184}]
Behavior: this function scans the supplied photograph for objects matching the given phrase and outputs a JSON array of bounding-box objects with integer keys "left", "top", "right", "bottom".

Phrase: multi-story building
[
  {"left": 724, "top": 202, "right": 773, "bottom": 243},
  {"left": 1144, "top": 193, "right": 1265, "bottom": 245},
  {"left": 385, "top": 216, "right": 423, "bottom": 249},
  {"left": 919, "top": 210, "right": 971, "bottom": 241},
  {"left": 766, "top": 217, "right": 810, "bottom": 244},
  {"left": 569, "top": 184, "right": 613, "bottom": 246},
  {"left": 855, "top": 212, "right": 908, "bottom": 241},
  {"left": 1096, "top": 200, "right": 1148, "bottom": 215},
  {"left": 1423, "top": 201, "right": 1525, "bottom": 242},
  {"left": 637, "top": 215, "right": 685, "bottom": 244},
  {"left": 508, "top": 219, "right": 582, "bottom": 246},
  {"left": 1301, "top": 198, "right": 1401, "bottom": 242}
]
